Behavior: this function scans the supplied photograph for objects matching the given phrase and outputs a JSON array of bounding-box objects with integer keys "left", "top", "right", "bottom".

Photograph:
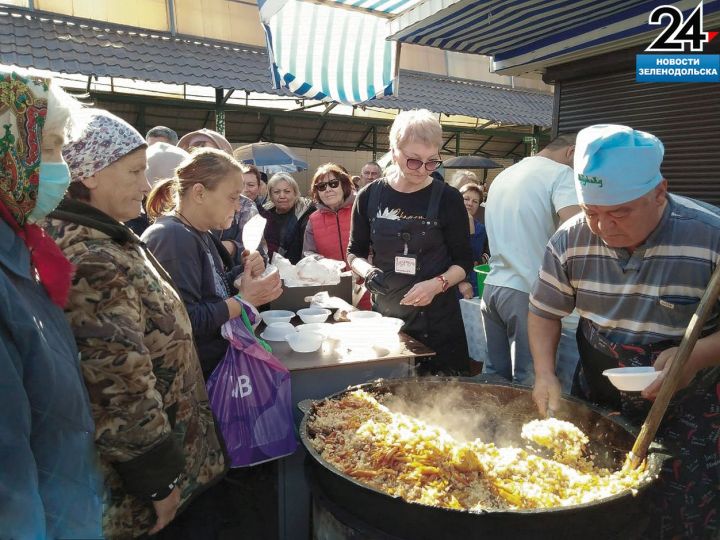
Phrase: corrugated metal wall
[{"left": 556, "top": 70, "right": 720, "bottom": 205}]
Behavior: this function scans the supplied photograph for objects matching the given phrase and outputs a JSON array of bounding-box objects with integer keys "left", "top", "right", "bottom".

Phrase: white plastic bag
[
  {"left": 305, "top": 291, "right": 356, "bottom": 321},
  {"left": 271, "top": 253, "right": 344, "bottom": 286},
  {"left": 296, "top": 255, "right": 344, "bottom": 285}
]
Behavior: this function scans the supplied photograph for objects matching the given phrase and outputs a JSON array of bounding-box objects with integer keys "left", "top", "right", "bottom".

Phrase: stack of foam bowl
[
  {"left": 287, "top": 331, "right": 323, "bottom": 353},
  {"left": 297, "top": 308, "right": 331, "bottom": 324},
  {"left": 261, "top": 322, "right": 296, "bottom": 342},
  {"left": 296, "top": 322, "right": 332, "bottom": 338},
  {"left": 339, "top": 313, "right": 403, "bottom": 352},
  {"left": 260, "top": 310, "right": 295, "bottom": 325}
]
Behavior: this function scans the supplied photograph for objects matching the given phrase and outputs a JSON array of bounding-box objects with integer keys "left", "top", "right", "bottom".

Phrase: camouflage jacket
[{"left": 45, "top": 199, "right": 226, "bottom": 539}]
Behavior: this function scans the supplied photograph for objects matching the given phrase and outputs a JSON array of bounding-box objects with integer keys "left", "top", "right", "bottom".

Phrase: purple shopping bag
[{"left": 206, "top": 312, "right": 297, "bottom": 467}]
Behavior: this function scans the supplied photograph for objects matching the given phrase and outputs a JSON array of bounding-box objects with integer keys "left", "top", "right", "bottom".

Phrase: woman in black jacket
[
  {"left": 347, "top": 109, "right": 473, "bottom": 376},
  {"left": 263, "top": 172, "right": 315, "bottom": 264}
]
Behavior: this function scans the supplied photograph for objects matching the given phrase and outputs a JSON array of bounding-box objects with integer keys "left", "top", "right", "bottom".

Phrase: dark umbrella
[{"left": 442, "top": 156, "right": 502, "bottom": 169}]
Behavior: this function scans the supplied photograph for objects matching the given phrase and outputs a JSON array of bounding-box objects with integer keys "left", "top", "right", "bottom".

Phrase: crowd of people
[{"left": 2, "top": 65, "right": 718, "bottom": 540}]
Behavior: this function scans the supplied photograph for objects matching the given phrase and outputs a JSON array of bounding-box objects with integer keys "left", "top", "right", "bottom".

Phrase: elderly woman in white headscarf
[{"left": 126, "top": 142, "right": 191, "bottom": 236}]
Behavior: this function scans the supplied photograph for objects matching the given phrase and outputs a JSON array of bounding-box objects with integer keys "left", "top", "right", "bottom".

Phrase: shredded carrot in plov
[{"left": 309, "top": 390, "right": 648, "bottom": 511}]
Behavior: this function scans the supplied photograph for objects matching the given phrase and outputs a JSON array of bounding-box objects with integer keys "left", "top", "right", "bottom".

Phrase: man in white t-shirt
[{"left": 481, "top": 134, "right": 580, "bottom": 388}]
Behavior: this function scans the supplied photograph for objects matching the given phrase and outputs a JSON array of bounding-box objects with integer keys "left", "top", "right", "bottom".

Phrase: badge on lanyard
[
  {"left": 395, "top": 255, "right": 417, "bottom": 275},
  {"left": 395, "top": 232, "right": 417, "bottom": 275}
]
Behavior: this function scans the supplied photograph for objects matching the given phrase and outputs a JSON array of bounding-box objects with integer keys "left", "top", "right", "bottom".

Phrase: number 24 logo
[{"left": 646, "top": 2, "right": 709, "bottom": 52}]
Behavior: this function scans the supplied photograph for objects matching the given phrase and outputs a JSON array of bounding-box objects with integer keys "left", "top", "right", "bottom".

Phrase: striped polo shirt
[{"left": 529, "top": 194, "right": 720, "bottom": 344}]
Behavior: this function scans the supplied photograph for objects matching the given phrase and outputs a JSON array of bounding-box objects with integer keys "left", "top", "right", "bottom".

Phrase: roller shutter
[{"left": 555, "top": 69, "right": 720, "bottom": 205}]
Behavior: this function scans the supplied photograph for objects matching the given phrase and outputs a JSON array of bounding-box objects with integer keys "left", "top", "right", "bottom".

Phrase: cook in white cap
[{"left": 528, "top": 124, "right": 720, "bottom": 538}]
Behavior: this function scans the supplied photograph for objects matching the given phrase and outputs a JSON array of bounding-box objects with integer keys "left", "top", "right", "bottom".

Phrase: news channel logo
[{"left": 636, "top": 1, "right": 719, "bottom": 83}]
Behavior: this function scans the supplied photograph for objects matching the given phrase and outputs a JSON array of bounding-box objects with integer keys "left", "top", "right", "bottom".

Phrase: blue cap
[{"left": 574, "top": 124, "right": 664, "bottom": 206}]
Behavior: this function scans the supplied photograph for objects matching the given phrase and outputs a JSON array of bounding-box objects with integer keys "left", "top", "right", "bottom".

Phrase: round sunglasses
[{"left": 399, "top": 150, "right": 443, "bottom": 172}]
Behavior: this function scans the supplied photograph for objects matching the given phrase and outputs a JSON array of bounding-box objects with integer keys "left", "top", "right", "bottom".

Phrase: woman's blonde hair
[
  {"left": 267, "top": 172, "right": 300, "bottom": 198},
  {"left": 146, "top": 148, "right": 243, "bottom": 220},
  {"left": 460, "top": 182, "right": 483, "bottom": 199},
  {"left": 389, "top": 109, "right": 443, "bottom": 151},
  {"left": 450, "top": 170, "right": 479, "bottom": 189}
]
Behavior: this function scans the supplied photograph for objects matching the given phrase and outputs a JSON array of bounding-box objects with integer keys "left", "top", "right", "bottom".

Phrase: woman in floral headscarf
[
  {"left": 0, "top": 68, "right": 102, "bottom": 539},
  {"left": 44, "top": 109, "right": 227, "bottom": 538}
]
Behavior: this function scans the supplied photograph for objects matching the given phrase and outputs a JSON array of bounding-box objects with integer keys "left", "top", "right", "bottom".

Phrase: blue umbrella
[{"left": 233, "top": 142, "right": 308, "bottom": 174}]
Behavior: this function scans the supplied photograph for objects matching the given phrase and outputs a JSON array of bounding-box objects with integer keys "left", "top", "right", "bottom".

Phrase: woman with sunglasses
[
  {"left": 348, "top": 109, "right": 473, "bottom": 375},
  {"left": 303, "top": 163, "right": 354, "bottom": 262},
  {"left": 304, "top": 164, "right": 371, "bottom": 309}
]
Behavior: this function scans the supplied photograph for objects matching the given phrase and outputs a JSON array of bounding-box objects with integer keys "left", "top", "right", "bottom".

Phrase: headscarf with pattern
[
  {"left": 0, "top": 70, "right": 46, "bottom": 224},
  {"left": 0, "top": 69, "right": 73, "bottom": 307},
  {"left": 62, "top": 110, "right": 146, "bottom": 182}
]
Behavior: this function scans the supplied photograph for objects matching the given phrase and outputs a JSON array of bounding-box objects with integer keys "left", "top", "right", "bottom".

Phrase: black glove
[{"left": 365, "top": 268, "right": 390, "bottom": 295}]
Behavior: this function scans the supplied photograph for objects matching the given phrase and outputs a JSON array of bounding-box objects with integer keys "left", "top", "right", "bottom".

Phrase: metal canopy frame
[{"left": 87, "top": 89, "right": 549, "bottom": 159}]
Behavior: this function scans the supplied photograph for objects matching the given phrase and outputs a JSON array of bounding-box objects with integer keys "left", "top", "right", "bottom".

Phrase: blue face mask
[{"left": 28, "top": 162, "right": 71, "bottom": 222}]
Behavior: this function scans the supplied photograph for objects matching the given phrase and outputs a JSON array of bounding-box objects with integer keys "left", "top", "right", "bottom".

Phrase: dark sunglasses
[
  {"left": 316, "top": 179, "right": 341, "bottom": 192},
  {"left": 405, "top": 157, "right": 443, "bottom": 172}
]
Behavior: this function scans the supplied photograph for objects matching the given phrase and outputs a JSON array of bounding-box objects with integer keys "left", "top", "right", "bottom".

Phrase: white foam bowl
[
  {"left": 261, "top": 322, "right": 296, "bottom": 341},
  {"left": 296, "top": 323, "right": 332, "bottom": 337},
  {"left": 603, "top": 367, "right": 661, "bottom": 391},
  {"left": 380, "top": 317, "right": 404, "bottom": 333},
  {"left": 347, "top": 310, "right": 381, "bottom": 323},
  {"left": 297, "top": 307, "right": 331, "bottom": 324},
  {"left": 328, "top": 322, "right": 398, "bottom": 350},
  {"left": 260, "top": 310, "right": 295, "bottom": 325},
  {"left": 352, "top": 316, "right": 403, "bottom": 333},
  {"left": 287, "top": 331, "right": 323, "bottom": 353}
]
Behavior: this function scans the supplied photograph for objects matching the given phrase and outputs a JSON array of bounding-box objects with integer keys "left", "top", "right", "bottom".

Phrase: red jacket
[{"left": 304, "top": 194, "right": 354, "bottom": 267}]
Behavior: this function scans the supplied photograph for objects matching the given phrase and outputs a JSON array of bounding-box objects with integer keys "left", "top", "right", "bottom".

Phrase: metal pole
[
  {"left": 372, "top": 126, "right": 377, "bottom": 161},
  {"left": 455, "top": 132, "right": 461, "bottom": 156},
  {"left": 167, "top": 0, "right": 177, "bottom": 35},
  {"left": 215, "top": 88, "right": 226, "bottom": 136},
  {"left": 136, "top": 104, "right": 146, "bottom": 136}
]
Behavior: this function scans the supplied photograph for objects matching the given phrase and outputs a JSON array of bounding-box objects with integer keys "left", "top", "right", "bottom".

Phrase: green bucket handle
[{"left": 474, "top": 264, "right": 491, "bottom": 298}]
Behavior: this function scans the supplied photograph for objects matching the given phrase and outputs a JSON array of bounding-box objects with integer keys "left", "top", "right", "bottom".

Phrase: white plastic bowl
[
  {"left": 347, "top": 310, "right": 382, "bottom": 323},
  {"left": 260, "top": 310, "right": 295, "bottom": 325},
  {"left": 603, "top": 367, "right": 661, "bottom": 392},
  {"left": 328, "top": 322, "right": 392, "bottom": 349},
  {"left": 381, "top": 317, "right": 405, "bottom": 333},
  {"left": 260, "top": 322, "right": 296, "bottom": 341},
  {"left": 358, "top": 316, "right": 404, "bottom": 333},
  {"left": 297, "top": 307, "right": 331, "bottom": 324},
  {"left": 286, "top": 331, "right": 323, "bottom": 353},
  {"left": 296, "top": 323, "right": 332, "bottom": 337}
]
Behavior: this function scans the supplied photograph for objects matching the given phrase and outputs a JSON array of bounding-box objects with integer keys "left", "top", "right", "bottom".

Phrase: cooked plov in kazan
[{"left": 308, "top": 390, "right": 648, "bottom": 511}]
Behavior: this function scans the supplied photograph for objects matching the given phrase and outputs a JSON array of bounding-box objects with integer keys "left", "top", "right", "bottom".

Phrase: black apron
[
  {"left": 576, "top": 318, "right": 720, "bottom": 539},
  {"left": 367, "top": 179, "right": 469, "bottom": 375}
]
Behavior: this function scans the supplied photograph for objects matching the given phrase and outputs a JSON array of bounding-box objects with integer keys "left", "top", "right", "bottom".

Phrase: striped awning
[
  {"left": 319, "top": 0, "right": 423, "bottom": 16},
  {"left": 259, "top": 0, "right": 403, "bottom": 104},
  {"left": 388, "top": 0, "right": 720, "bottom": 74}
]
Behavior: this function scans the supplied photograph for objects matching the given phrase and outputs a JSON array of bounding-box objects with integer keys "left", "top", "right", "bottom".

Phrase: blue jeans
[{"left": 480, "top": 285, "right": 578, "bottom": 392}]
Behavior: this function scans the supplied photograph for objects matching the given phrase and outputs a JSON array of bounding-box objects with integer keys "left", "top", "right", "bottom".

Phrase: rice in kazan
[{"left": 308, "top": 390, "right": 648, "bottom": 511}]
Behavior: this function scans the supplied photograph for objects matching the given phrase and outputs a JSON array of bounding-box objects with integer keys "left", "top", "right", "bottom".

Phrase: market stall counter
[{"left": 263, "top": 321, "right": 435, "bottom": 539}]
